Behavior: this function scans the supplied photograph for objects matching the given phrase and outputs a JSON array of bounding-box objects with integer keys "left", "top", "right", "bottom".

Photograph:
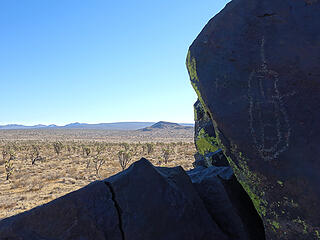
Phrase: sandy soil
[{"left": 0, "top": 128, "right": 195, "bottom": 219}]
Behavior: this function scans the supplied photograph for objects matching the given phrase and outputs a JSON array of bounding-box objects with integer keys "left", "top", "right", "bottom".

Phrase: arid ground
[{"left": 0, "top": 128, "right": 195, "bottom": 219}]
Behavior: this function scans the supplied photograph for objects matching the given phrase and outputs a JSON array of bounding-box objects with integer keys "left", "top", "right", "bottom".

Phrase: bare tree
[
  {"left": 93, "top": 157, "right": 105, "bottom": 178},
  {"left": 82, "top": 146, "right": 92, "bottom": 168},
  {"left": 146, "top": 143, "right": 154, "bottom": 155},
  {"left": 118, "top": 150, "right": 131, "bottom": 171},
  {"left": 67, "top": 145, "right": 71, "bottom": 154},
  {"left": 96, "top": 144, "right": 105, "bottom": 156},
  {"left": 132, "top": 144, "right": 138, "bottom": 156},
  {"left": 31, "top": 145, "right": 44, "bottom": 165},
  {"left": 53, "top": 142, "right": 63, "bottom": 155},
  {"left": 84, "top": 147, "right": 91, "bottom": 157},
  {"left": 121, "top": 143, "right": 130, "bottom": 151},
  {"left": 142, "top": 144, "right": 147, "bottom": 154},
  {"left": 2, "top": 146, "right": 9, "bottom": 161},
  {"left": 162, "top": 148, "right": 171, "bottom": 164},
  {"left": 72, "top": 145, "right": 77, "bottom": 154},
  {"left": 5, "top": 152, "right": 15, "bottom": 180}
]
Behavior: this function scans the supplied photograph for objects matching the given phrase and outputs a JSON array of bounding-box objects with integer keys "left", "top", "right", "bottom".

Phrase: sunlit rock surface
[{"left": 187, "top": 0, "right": 320, "bottom": 239}]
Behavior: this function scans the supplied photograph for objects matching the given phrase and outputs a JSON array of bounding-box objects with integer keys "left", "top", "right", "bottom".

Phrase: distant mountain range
[
  {"left": 0, "top": 122, "right": 194, "bottom": 131},
  {"left": 139, "top": 121, "right": 194, "bottom": 131}
]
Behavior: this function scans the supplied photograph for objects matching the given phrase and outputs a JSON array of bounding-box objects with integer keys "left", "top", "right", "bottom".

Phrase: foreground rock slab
[
  {"left": 0, "top": 158, "right": 227, "bottom": 240},
  {"left": 187, "top": 0, "right": 320, "bottom": 239},
  {"left": 188, "top": 166, "right": 265, "bottom": 240},
  {"left": 0, "top": 181, "right": 122, "bottom": 240},
  {"left": 104, "top": 158, "right": 227, "bottom": 240}
]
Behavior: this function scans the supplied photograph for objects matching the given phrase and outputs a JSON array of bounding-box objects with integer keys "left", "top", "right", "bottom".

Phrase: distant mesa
[
  {"left": 139, "top": 121, "right": 194, "bottom": 131},
  {"left": 151, "top": 121, "right": 180, "bottom": 128}
]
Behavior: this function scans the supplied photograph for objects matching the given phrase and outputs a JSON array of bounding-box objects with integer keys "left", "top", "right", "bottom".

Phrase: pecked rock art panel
[
  {"left": 187, "top": 0, "right": 320, "bottom": 239},
  {"left": 248, "top": 37, "right": 294, "bottom": 161}
]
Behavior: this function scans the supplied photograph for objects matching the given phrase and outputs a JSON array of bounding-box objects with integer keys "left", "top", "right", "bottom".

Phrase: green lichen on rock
[
  {"left": 227, "top": 154, "right": 267, "bottom": 218},
  {"left": 186, "top": 50, "right": 199, "bottom": 82},
  {"left": 271, "top": 221, "right": 280, "bottom": 231},
  {"left": 193, "top": 99, "right": 221, "bottom": 167},
  {"left": 211, "top": 128, "right": 268, "bottom": 219},
  {"left": 277, "top": 180, "right": 284, "bottom": 187},
  {"left": 293, "top": 218, "right": 309, "bottom": 235},
  {"left": 195, "top": 128, "right": 219, "bottom": 155},
  {"left": 187, "top": 51, "right": 268, "bottom": 223},
  {"left": 186, "top": 50, "right": 207, "bottom": 111},
  {"left": 194, "top": 105, "right": 198, "bottom": 121},
  {"left": 188, "top": 45, "right": 272, "bottom": 238}
]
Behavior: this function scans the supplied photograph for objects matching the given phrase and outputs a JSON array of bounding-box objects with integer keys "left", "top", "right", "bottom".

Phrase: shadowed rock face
[
  {"left": 0, "top": 159, "right": 229, "bottom": 240},
  {"left": 104, "top": 158, "right": 227, "bottom": 240},
  {"left": 194, "top": 100, "right": 219, "bottom": 161},
  {"left": 187, "top": 0, "right": 320, "bottom": 239},
  {"left": 187, "top": 166, "right": 265, "bottom": 240},
  {"left": 193, "top": 99, "right": 230, "bottom": 168},
  {"left": 0, "top": 181, "right": 122, "bottom": 240}
]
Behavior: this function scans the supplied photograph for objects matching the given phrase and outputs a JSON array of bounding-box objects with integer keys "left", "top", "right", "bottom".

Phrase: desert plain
[{"left": 0, "top": 127, "right": 195, "bottom": 219}]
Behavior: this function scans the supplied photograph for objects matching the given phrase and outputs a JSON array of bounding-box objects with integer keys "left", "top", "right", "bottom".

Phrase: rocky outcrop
[
  {"left": 187, "top": 166, "right": 265, "bottom": 240},
  {"left": 194, "top": 99, "right": 231, "bottom": 168},
  {"left": 0, "top": 181, "right": 122, "bottom": 240},
  {"left": 104, "top": 158, "right": 227, "bottom": 240},
  {"left": 187, "top": 0, "right": 320, "bottom": 239},
  {"left": 0, "top": 158, "right": 266, "bottom": 240},
  {"left": 0, "top": 158, "right": 230, "bottom": 240},
  {"left": 194, "top": 100, "right": 219, "bottom": 160}
]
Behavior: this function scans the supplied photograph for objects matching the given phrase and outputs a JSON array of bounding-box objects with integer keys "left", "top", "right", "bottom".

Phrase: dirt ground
[{"left": 0, "top": 128, "right": 195, "bottom": 219}]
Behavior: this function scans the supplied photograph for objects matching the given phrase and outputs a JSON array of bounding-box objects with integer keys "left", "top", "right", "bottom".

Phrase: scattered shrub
[{"left": 118, "top": 150, "right": 132, "bottom": 170}]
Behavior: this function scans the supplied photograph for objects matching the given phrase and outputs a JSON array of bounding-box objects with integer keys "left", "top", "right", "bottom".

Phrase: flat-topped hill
[{"left": 140, "top": 121, "right": 193, "bottom": 131}]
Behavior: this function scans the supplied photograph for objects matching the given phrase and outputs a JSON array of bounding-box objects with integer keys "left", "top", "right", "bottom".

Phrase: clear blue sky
[{"left": 0, "top": 0, "right": 229, "bottom": 126}]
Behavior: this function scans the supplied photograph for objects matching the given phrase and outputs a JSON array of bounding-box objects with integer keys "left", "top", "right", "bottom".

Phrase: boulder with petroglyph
[{"left": 187, "top": 0, "right": 320, "bottom": 239}]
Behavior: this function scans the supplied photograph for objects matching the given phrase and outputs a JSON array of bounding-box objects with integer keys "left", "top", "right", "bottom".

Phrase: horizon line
[{"left": 0, "top": 121, "right": 195, "bottom": 127}]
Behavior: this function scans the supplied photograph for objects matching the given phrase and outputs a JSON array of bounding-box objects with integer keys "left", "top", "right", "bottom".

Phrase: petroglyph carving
[{"left": 248, "top": 37, "right": 292, "bottom": 161}]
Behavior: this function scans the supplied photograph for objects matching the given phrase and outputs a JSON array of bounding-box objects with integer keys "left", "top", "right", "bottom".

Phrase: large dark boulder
[
  {"left": 188, "top": 166, "right": 265, "bottom": 240},
  {"left": 187, "top": 0, "right": 320, "bottom": 239},
  {"left": 0, "top": 181, "right": 122, "bottom": 240},
  {"left": 0, "top": 158, "right": 228, "bottom": 240},
  {"left": 105, "top": 158, "right": 227, "bottom": 240}
]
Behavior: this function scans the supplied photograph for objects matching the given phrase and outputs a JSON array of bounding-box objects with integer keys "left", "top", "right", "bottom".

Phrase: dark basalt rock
[
  {"left": 0, "top": 158, "right": 228, "bottom": 240},
  {"left": 187, "top": 0, "right": 320, "bottom": 239},
  {"left": 105, "top": 158, "right": 227, "bottom": 240},
  {"left": 220, "top": 174, "right": 266, "bottom": 240},
  {"left": 206, "top": 149, "right": 230, "bottom": 167},
  {"left": 194, "top": 99, "right": 217, "bottom": 144},
  {"left": 188, "top": 166, "right": 265, "bottom": 240},
  {"left": 193, "top": 150, "right": 230, "bottom": 168},
  {"left": 194, "top": 99, "right": 220, "bottom": 161},
  {"left": 0, "top": 181, "right": 122, "bottom": 240},
  {"left": 193, "top": 152, "right": 207, "bottom": 168}
]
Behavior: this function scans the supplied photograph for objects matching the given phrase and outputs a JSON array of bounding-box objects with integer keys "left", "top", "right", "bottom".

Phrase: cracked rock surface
[
  {"left": 0, "top": 158, "right": 228, "bottom": 240},
  {"left": 104, "top": 158, "right": 227, "bottom": 240}
]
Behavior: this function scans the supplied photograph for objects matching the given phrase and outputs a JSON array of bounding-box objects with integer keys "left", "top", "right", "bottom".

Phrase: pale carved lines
[{"left": 248, "top": 37, "right": 292, "bottom": 161}]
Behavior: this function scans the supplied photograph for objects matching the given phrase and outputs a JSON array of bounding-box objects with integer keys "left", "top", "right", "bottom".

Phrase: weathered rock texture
[
  {"left": 0, "top": 159, "right": 230, "bottom": 240},
  {"left": 187, "top": 166, "right": 265, "bottom": 240},
  {"left": 104, "top": 158, "right": 227, "bottom": 240},
  {"left": 194, "top": 99, "right": 219, "bottom": 157},
  {"left": 194, "top": 99, "right": 230, "bottom": 168},
  {"left": 0, "top": 181, "right": 122, "bottom": 240},
  {"left": 187, "top": 0, "right": 320, "bottom": 239}
]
